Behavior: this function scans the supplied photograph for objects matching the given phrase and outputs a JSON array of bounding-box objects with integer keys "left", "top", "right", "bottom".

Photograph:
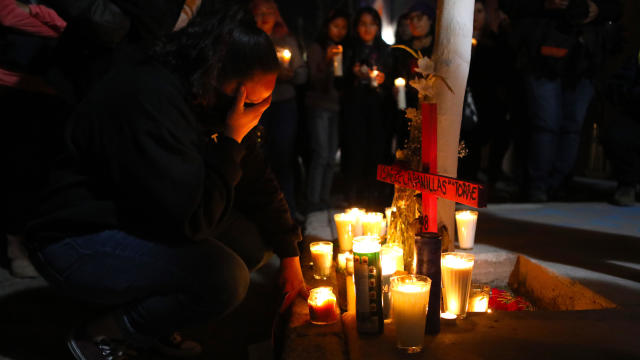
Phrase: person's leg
[
  {"left": 548, "top": 78, "right": 595, "bottom": 190},
  {"left": 602, "top": 113, "right": 640, "bottom": 205},
  {"left": 321, "top": 110, "right": 340, "bottom": 206},
  {"left": 524, "top": 75, "right": 563, "bottom": 200},
  {"left": 34, "top": 230, "right": 249, "bottom": 342},
  {"left": 260, "top": 99, "right": 299, "bottom": 217},
  {"left": 306, "top": 108, "right": 331, "bottom": 210},
  {"left": 215, "top": 210, "right": 271, "bottom": 272}
]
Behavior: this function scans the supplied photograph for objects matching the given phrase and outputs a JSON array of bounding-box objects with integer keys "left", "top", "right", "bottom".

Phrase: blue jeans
[
  {"left": 525, "top": 76, "right": 594, "bottom": 193},
  {"left": 34, "top": 229, "right": 253, "bottom": 339},
  {"left": 260, "top": 98, "right": 298, "bottom": 217},
  {"left": 306, "top": 108, "right": 339, "bottom": 207}
]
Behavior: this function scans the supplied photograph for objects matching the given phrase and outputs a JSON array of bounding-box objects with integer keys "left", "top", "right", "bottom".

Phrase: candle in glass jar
[
  {"left": 277, "top": 48, "right": 292, "bottom": 68},
  {"left": 441, "top": 252, "right": 475, "bottom": 318},
  {"left": 334, "top": 213, "right": 355, "bottom": 251},
  {"left": 346, "top": 208, "right": 365, "bottom": 236},
  {"left": 308, "top": 287, "right": 340, "bottom": 324},
  {"left": 310, "top": 241, "right": 333, "bottom": 280},
  {"left": 455, "top": 210, "right": 478, "bottom": 249},
  {"left": 333, "top": 45, "right": 343, "bottom": 76},
  {"left": 467, "top": 284, "right": 490, "bottom": 312},
  {"left": 391, "top": 275, "right": 431, "bottom": 353},
  {"left": 380, "top": 243, "right": 404, "bottom": 319},
  {"left": 361, "top": 212, "right": 384, "bottom": 236},
  {"left": 394, "top": 77, "right": 406, "bottom": 110},
  {"left": 352, "top": 235, "right": 383, "bottom": 334}
]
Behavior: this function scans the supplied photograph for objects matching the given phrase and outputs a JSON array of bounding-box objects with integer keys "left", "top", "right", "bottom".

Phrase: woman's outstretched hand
[
  {"left": 225, "top": 86, "right": 271, "bottom": 143},
  {"left": 278, "top": 256, "right": 309, "bottom": 313}
]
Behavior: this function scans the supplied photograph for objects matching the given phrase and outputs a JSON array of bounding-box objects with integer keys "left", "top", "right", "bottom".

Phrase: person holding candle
[
  {"left": 24, "top": 5, "right": 307, "bottom": 359},
  {"left": 251, "top": 0, "right": 308, "bottom": 220},
  {"left": 304, "top": 8, "right": 349, "bottom": 213},
  {"left": 390, "top": 1, "right": 436, "bottom": 149},
  {"left": 342, "top": 6, "right": 393, "bottom": 210}
]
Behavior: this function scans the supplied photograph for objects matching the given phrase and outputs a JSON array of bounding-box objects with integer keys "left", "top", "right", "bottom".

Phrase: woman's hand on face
[
  {"left": 225, "top": 86, "right": 271, "bottom": 143},
  {"left": 278, "top": 256, "right": 309, "bottom": 313}
]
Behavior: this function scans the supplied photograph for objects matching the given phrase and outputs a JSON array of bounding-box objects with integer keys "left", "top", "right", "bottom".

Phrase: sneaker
[
  {"left": 67, "top": 326, "right": 145, "bottom": 360},
  {"left": 611, "top": 186, "right": 636, "bottom": 206},
  {"left": 153, "top": 332, "right": 202, "bottom": 358}
]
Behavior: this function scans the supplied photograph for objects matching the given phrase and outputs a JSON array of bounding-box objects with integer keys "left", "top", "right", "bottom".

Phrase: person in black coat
[
  {"left": 500, "top": 0, "right": 622, "bottom": 201},
  {"left": 25, "top": 5, "right": 306, "bottom": 359}
]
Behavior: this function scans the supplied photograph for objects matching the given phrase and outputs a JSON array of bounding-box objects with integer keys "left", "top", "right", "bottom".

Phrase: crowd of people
[{"left": 1, "top": 0, "right": 639, "bottom": 359}]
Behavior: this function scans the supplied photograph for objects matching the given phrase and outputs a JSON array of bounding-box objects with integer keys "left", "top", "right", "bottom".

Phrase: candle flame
[
  {"left": 352, "top": 235, "right": 381, "bottom": 253},
  {"left": 282, "top": 49, "right": 292, "bottom": 60},
  {"left": 442, "top": 253, "right": 474, "bottom": 269},
  {"left": 440, "top": 312, "right": 457, "bottom": 319},
  {"left": 394, "top": 77, "right": 406, "bottom": 87}
]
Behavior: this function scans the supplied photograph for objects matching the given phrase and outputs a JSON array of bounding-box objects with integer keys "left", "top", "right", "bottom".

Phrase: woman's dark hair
[
  {"left": 153, "top": 3, "right": 280, "bottom": 106},
  {"left": 352, "top": 7, "right": 386, "bottom": 48},
  {"left": 316, "top": 8, "right": 350, "bottom": 49}
]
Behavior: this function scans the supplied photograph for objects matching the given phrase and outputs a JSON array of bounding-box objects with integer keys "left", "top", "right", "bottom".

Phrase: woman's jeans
[
  {"left": 33, "top": 214, "right": 268, "bottom": 340},
  {"left": 525, "top": 76, "right": 594, "bottom": 194},
  {"left": 306, "top": 108, "right": 339, "bottom": 207}
]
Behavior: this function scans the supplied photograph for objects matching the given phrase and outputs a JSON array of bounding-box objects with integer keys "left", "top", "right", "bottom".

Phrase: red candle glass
[{"left": 308, "top": 287, "right": 340, "bottom": 325}]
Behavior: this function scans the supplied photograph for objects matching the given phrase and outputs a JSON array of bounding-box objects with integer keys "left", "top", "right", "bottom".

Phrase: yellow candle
[
  {"left": 308, "top": 287, "right": 339, "bottom": 324},
  {"left": 361, "top": 212, "right": 383, "bottom": 236},
  {"left": 455, "top": 210, "right": 478, "bottom": 249},
  {"left": 310, "top": 241, "right": 333, "bottom": 280},
  {"left": 334, "top": 213, "right": 354, "bottom": 251},
  {"left": 467, "top": 284, "right": 490, "bottom": 312},
  {"left": 380, "top": 243, "right": 404, "bottom": 276},
  {"left": 441, "top": 252, "right": 475, "bottom": 318}
]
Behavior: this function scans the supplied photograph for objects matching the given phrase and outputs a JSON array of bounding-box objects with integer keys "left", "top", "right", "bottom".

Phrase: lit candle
[
  {"left": 334, "top": 213, "right": 354, "bottom": 252},
  {"left": 346, "top": 208, "right": 365, "bottom": 236},
  {"left": 394, "top": 77, "right": 406, "bottom": 110},
  {"left": 352, "top": 235, "right": 383, "bottom": 334},
  {"left": 310, "top": 241, "right": 333, "bottom": 280},
  {"left": 337, "top": 251, "right": 353, "bottom": 272},
  {"left": 467, "top": 284, "right": 490, "bottom": 312},
  {"left": 381, "top": 243, "right": 404, "bottom": 319},
  {"left": 390, "top": 275, "right": 431, "bottom": 353},
  {"left": 333, "top": 45, "right": 343, "bottom": 77},
  {"left": 308, "top": 287, "right": 340, "bottom": 324},
  {"left": 346, "top": 253, "right": 356, "bottom": 313},
  {"left": 277, "top": 48, "right": 292, "bottom": 68},
  {"left": 361, "top": 212, "right": 384, "bottom": 236},
  {"left": 455, "top": 210, "right": 478, "bottom": 249},
  {"left": 441, "top": 252, "right": 475, "bottom": 318},
  {"left": 370, "top": 67, "right": 380, "bottom": 88}
]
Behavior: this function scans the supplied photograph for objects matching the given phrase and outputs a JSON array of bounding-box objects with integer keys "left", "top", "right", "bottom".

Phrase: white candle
[
  {"left": 391, "top": 275, "right": 431, "bottom": 353},
  {"left": 361, "top": 212, "right": 384, "bottom": 236},
  {"left": 370, "top": 68, "right": 380, "bottom": 88},
  {"left": 381, "top": 243, "right": 404, "bottom": 319},
  {"left": 310, "top": 241, "right": 333, "bottom": 280},
  {"left": 337, "top": 251, "right": 353, "bottom": 272},
  {"left": 441, "top": 253, "right": 475, "bottom": 318},
  {"left": 334, "top": 213, "right": 355, "bottom": 251},
  {"left": 346, "top": 208, "right": 365, "bottom": 236},
  {"left": 333, "top": 45, "right": 343, "bottom": 76},
  {"left": 394, "top": 77, "right": 406, "bottom": 110},
  {"left": 455, "top": 210, "right": 478, "bottom": 249}
]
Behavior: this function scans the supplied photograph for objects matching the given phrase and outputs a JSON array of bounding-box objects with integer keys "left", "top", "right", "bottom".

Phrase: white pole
[{"left": 432, "top": 0, "right": 475, "bottom": 251}]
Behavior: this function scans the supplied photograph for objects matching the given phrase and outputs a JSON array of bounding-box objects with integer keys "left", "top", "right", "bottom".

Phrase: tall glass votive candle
[
  {"left": 334, "top": 213, "right": 355, "bottom": 252},
  {"left": 441, "top": 252, "right": 475, "bottom": 318},
  {"left": 352, "top": 235, "right": 383, "bottom": 334},
  {"left": 361, "top": 212, "right": 384, "bottom": 236},
  {"left": 346, "top": 208, "right": 365, "bottom": 236},
  {"left": 310, "top": 241, "right": 333, "bottom": 280},
  {"left": 391, "top": 275, "right": 431, "bottom": 353},
  {"left": 455, "top": 210, "right": 478, "bottom": 249},
  {"left": 308, "top": 287, "right": 340, "bottom": 324},
  {"left": 381, "top": 243, "right": 404, "bottom": 319}
]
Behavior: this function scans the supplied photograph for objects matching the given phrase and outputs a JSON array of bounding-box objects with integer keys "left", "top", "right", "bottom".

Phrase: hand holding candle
[
  {"left": 394, "top": 77, "right": 406, "bottom": 110},
  {"left": 277, "top": 47, "right": 292, "bottom": 68},
  {"left": 369, "top": 67, "right": 381, "bottom": 87},
  {"left": 332, "top": 44, "right": 343, "bottom": 76}
]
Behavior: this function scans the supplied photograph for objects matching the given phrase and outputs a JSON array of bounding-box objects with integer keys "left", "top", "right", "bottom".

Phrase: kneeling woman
[{"left": 25, "top": 5, "right": 305, "bottom": 359}]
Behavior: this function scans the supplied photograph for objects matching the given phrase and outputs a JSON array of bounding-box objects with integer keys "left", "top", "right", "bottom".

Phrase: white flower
[{"left": 415, "top": 56, "right": 435, "bottom": 76}]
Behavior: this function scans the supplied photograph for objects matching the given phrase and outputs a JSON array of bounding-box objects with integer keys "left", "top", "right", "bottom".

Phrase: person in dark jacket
[
  {"left": 501, "top": 0, "right": 622, "bottom": 201},
  {"left": 26, "top": 6, "right": 306, "bottom": 359},
  {"left": 342, "top": 7, "right": 393, "bottom": 209},
  {"left": 304, "top": 8, "right": 349, "bottom": 212}
]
